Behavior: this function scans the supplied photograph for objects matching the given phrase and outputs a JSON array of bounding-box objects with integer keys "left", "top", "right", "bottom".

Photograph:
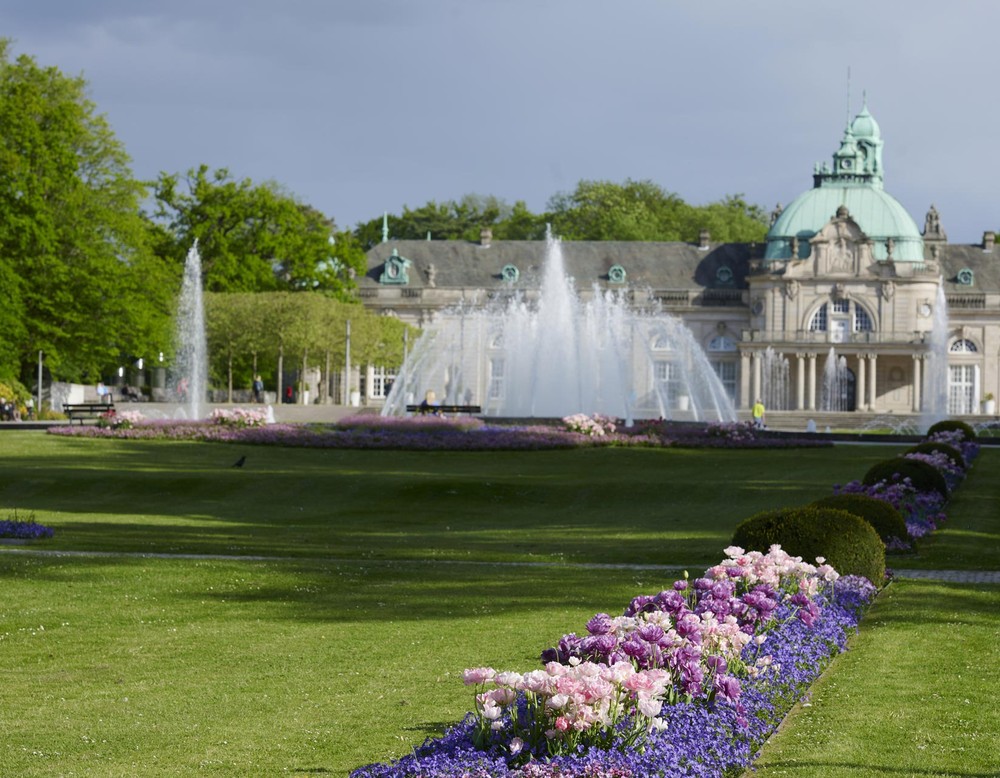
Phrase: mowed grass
[
  {"left": 0, "top": 432, "right": 901, "bottom": 566},
  {"left": 0, "top": 432, "right": 996, "bottom": 776}
]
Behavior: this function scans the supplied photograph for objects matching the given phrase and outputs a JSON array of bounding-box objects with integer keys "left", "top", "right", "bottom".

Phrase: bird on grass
[{"left": 231, "top": 455, "right": 247, "bottom": 468}]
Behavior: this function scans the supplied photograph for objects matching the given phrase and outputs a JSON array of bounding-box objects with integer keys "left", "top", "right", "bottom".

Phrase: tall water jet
[
  {"left": 172, "top": 242, "right": 208, "bottom": 420},
  {"left": 759, "top": 347, "right": 790, "bottom": 410},
  {"left": 382, "top": 231, "right": 735, "bottom": 422},
  {"left": 920, "top": 280, "right": 949, "bottom": 430},
  {"left": 821, "top": 347, "right": 850, "bottom": 411}
]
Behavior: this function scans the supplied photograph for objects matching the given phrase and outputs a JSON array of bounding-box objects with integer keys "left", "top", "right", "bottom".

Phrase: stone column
[
  {"left": 795, "top": 353, "right": 806, "bottom": 410},
  {"left": 740, "top": 350, "right": 751, "bottom": 410},
  {"left": 912, "top": 354, "right": 922, "bottom": 412},
  {"left": 867, "top": 353, "right": 878, "bottom": 411},
  {"left": 856, "top": 355, "right": 866, "bottom": 412},
  {"left": 751, "top": 352, "right": 762, "bottom": 408},
  {"left": 807, "top": 353, "right": 817, "bottom": 411}
]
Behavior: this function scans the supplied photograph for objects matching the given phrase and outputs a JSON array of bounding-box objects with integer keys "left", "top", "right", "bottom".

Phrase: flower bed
[
  {"left": 48, "top": 416, "right": 830, "bottom": 452},
  {"left": 0, "top": 511, "right": 54, "bottom": 540},
  {"left": 352, "top": 547, "right": 877, "bottom": 778}
]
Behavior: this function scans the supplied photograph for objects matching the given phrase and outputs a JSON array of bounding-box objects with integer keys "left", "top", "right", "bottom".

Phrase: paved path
[{"left": 891, "top": 568, "right": 1000, "bottom": 584}]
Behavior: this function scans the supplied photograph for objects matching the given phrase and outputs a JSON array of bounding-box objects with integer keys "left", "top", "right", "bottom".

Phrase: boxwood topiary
[
  {"left": 926, "top": 419, "right": 976, "bottom": 441},
  {"left": 732, "top": 506, "right": 885, "bottom": 584},
  {"left": 862, "top": 456, "right": 949, "bottom": 498},
  {"left": 905, "top": 441, "right": 966, "bottom": 469},
  {"left": 812, "top": 493, "right": 909, "bottom": 544}
]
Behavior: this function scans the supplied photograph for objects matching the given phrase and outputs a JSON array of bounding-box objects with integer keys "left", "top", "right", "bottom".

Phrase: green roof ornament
[
  {"left": 957, "top": 268, "right": 974, "bottom": 286},
  {"left": 500, "top": 264, "right": 519, "bottom": 283},
  {"left": 381, "top": 212, "right": 389, "bottom": 244},
  {"left": 379, "top": 247, "right": 411, "bottom": 285},
  {"left": 608, "top": 264, "right": 627, "bottom": 284}
]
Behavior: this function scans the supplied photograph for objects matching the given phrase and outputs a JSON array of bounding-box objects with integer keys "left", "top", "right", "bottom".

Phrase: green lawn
[{"left": 0, "top": 432, "right": 996, "bottom": 776}]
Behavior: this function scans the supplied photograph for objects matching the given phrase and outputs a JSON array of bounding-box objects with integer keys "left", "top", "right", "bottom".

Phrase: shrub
[
  {"left": 862, "top": 456, "right": 949, "bottom": 499},
  {"left": 926, "top": 419, "right": 975, "bottom": 441},
  {"left": 906, "top": 441, "right": 966, "bottom": 469},
  {"left": 812, "top": 493, "right": 908, "bottom": 544},
  {"left": 732, "top": 506, "right": 885, "bottom": 585}
]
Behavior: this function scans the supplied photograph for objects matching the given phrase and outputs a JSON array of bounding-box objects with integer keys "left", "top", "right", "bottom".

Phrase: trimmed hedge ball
[
  {"left": 906, "top": 441, "right": 966, "bottom": 469},
  {"left": 812, "top": 493, "right": 909, "bottom": 544},
  {"left": 926, "top": 419, "right": 976, "bottom": 441},
  {"left": 732, "top": 506, "right": 886, "bottom": 585},
  {"left": 862, "top": 456, "right": 949, "bottom": 498}
]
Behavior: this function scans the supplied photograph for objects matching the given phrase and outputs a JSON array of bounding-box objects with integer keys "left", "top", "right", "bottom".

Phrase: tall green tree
[
  {"left": 152, "top": 165, "right": 364, "bottom": 297},
  {"left": 0, "top": 40, "right": 174, "bottom": 384}
]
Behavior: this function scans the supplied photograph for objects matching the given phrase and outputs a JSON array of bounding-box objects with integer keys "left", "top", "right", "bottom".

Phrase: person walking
[{"left": 752, "top": 398, "right": 766, "bottom": 429}]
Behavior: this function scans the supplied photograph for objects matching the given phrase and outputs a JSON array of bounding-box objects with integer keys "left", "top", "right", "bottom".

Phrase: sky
[{"left": 4, "top": 0, "right": 998, "bottom": 243}]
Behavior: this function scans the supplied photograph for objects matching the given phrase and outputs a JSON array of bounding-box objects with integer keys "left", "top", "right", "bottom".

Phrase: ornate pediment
[{"left": 809, "top": 210, "right": 875, "bottom": 278}]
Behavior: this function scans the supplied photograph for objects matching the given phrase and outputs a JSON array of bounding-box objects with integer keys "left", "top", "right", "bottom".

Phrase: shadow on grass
[
  {"left": 760, "top": 761, "right": 997, "bottom": 777},
  {"left": 867, "top": 580, "right": 1000, "bottom": 629},
  {"left": 0, "top": 552, "right": 668, "bottom": 626}
]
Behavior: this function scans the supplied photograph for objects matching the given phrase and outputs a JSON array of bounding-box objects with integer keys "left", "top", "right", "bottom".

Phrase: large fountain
[
  {"left": 172, "top": 242, "right": 208, "bottom": 420},
  {"left": 382, "top": 232, "right": 736, "bottom": 423}
]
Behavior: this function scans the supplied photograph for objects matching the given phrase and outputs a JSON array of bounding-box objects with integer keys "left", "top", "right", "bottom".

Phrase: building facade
[{"left": 358, "top": 104, "right": 999, "bottom": 420}]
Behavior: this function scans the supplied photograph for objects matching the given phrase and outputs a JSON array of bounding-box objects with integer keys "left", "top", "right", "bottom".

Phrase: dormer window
[
  {"left": 608, "top": 264, "right": 627, "bottom": 284},
  {"left": 500, "top": 264, "right": 519, "bottom": 283}
]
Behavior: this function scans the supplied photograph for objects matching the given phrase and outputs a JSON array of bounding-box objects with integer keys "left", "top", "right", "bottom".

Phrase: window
[
  {"left": 370, "top": 366, "right": 395, "bottom": 399},
  {"left": 708, "top": 335, "right": 737, "bottom": 352},
  {"left": 832, "top": 299, "right": 850, "bottom": 314},
  {"left": 853, "top": 305, "right": 873, "bottom": 332},
  {"left": 653, "top": 360, "right": 682, "bottom": 407},
  {"left": 711, "top": 361, "right": 737, "bottom": 402},
  {"left": 948, "top": 365, "right": 976, "bottom": 414},
  {"left": 809, "top": 304, "right": 828, "bottom": 332},
  {"left": 950, "top": 339, "right": 978, "bottom": 353},
  {"left": 488, "top": 358, "right": 505, "bottom": 400}
]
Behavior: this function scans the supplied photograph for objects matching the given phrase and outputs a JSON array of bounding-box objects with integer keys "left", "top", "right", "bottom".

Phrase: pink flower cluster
[
  {"left": 464, "top": 659, "right": 671, "bottom": 757},
  {"left": 562, "top": 414, "right": 618, "bottom": 437},
  {"left": 467, "top": 545, "right": 839, "bottom": 761},
  {"left": 210, "top": 407, "right": 269, "bottom": 428}
]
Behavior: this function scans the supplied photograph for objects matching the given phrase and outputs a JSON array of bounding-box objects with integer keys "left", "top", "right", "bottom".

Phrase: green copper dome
[{"left": 766, "top": 103, "right": 921, "bottom": 262}]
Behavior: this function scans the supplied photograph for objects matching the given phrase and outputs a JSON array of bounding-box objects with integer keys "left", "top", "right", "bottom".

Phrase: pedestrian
[
  {"left": 752, "top": 398, "right": 766, "bottom": 429},
  {"left": 252, "top": 374, "right": 264, "bottom": 403}
]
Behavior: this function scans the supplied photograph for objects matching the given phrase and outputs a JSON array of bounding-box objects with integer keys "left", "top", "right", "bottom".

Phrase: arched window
[
  {"left": 809, "top": 304, "right": 828, "bottom": 332},
  {"left": 652, "top": 333, "right": 673, "bottom": 351},
  {"left": 950, "top": 339, "right": 978, "bottom": 353},
  {"left": 853, "top": 304, "right": 873, "bottom": 332},
  {"left": 707, "top": 335, "right": 737, "bottom": 352}
]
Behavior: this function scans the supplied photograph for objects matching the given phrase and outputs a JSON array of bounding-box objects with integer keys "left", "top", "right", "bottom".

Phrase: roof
[
  {"left": 362, "top": 240, "right": 754, "bottom": 292},
  {"left": 766, "top": 187, "right": 924, "bottom": 261}
]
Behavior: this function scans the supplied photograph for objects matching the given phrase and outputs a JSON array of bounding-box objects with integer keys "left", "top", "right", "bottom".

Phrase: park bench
[
  {"left": 406, "top": 404, "right": 481, "bottom": 416},
  {"left": 62, "top": 402, "right": 115, "bottom": 425}
]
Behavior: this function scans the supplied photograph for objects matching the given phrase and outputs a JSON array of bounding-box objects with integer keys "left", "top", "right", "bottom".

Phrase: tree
[
  {"left": 152, "top": 165, "right": 365, "bottom": 297},
  {"left": 0, "top": 40, "right": 175, "bottom": 385}
]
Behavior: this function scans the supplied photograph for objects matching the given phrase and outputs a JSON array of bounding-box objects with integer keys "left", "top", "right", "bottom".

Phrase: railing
[
  {"left": 740, "top": 330, "right": 929, "bottom": 345},
  {"left": 947, "top": 294, "right": 986, "bottom": 309}
]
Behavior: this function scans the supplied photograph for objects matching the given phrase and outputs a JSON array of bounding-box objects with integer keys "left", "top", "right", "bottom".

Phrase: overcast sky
[{"left": 4, "top": 0, "right": 997, "bottom": 243}]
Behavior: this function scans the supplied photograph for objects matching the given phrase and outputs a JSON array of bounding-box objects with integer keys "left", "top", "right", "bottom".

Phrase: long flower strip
[
  {"left": 47, "top": 418, "right": 830, "bottom": 451},
  {"left": 351, "top": 573, "right": 876, "bottom": 778}
]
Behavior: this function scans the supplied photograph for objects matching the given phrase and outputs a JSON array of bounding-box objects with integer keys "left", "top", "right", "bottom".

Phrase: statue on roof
[
  {"left": 923, "top": 204, "right": 946, "bottom": 241},
  {"left": 770, "top": 203, "right": 783, "bottom": 226}
]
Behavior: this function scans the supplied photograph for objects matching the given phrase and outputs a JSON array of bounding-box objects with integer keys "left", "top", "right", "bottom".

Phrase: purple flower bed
[
  {"left": 0, "top": 514, "right": 54, "bottom": 539},
  {"left": 351, "top": 549, "right": 876, "bottom": 778},
  {"left": 48, "top": 417, "right": 829, "bottom": 452}
]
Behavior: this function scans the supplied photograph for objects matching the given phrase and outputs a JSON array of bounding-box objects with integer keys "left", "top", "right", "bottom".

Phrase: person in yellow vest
[{"left": 752, "top": 399, "right": 766, "bottom": 429}]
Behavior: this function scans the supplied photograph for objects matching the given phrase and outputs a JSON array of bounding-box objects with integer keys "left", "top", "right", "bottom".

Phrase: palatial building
[{"left": 358, "top": 103, "right": 999, "bottom": 424}]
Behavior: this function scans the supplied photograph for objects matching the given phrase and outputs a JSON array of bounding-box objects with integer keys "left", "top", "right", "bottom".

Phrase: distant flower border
[{"left": 47, "top": 416, "right": 830, "bottom": 452}]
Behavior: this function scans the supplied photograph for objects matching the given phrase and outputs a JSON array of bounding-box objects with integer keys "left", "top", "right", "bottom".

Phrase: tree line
[{"left": 0, "top": 40, "right": 769, "bottom": 395}]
